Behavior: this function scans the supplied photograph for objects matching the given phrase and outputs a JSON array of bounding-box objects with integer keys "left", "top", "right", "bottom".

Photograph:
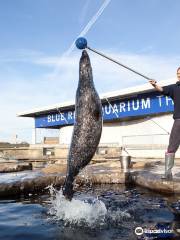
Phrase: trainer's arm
[{"left": 149, "top": 80, "right": 163, "bottom": 92}]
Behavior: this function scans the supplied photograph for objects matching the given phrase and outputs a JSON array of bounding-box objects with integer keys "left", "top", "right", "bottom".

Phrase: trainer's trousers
[{"left": 167, "top": 119, "right": 180, "bottom": 153}]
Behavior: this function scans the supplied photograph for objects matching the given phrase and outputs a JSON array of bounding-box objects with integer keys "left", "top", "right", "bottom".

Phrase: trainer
[{"left": 149, "top": 67, "right": 180, "bottom": 180}]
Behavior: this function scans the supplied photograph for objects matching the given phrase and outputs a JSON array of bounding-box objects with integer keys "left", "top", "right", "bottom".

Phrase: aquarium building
[{"left": 18, "top": 79, "right": 175, "bottom": 154}]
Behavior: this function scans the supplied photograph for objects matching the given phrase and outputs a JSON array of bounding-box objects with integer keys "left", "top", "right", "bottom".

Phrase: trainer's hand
[{"left": 149, "top": 79, "right": 157, "bottom": 86}]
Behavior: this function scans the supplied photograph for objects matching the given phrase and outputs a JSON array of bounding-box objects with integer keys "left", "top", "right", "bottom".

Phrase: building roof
[{"left": 17, "top": 78, "right": 175, "bottom": 117}]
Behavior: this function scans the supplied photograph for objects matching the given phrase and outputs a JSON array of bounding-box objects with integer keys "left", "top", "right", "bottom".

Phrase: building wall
[{"left": 59, "top": 113, "right": 174, "bottom": 146}]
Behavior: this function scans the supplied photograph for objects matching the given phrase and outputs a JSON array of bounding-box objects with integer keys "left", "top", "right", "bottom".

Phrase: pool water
[{"left": 0, "top": 184, "right": 179, "bottom": 240}]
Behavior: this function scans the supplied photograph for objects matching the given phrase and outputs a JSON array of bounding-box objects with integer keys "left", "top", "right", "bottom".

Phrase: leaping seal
[{"left": 63, "top": 50, "right": 102, "bottom": 200}]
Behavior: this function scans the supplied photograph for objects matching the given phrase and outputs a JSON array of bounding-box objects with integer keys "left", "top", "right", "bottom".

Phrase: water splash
[
  {"left": 48, "top": 186, "right": 107, "bottom": 228},
  {"left": 47, "top": 186, "right": 132, "bottom": 228}
]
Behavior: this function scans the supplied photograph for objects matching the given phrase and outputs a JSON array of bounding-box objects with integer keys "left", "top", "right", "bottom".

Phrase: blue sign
[{"left": 35, "top": 91, "right": 174, "bottom": 128}]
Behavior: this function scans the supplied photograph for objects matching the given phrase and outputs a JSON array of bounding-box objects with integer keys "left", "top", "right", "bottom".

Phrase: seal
[{"left": 63, "top": 50, "right": 102, "bottom": 200}]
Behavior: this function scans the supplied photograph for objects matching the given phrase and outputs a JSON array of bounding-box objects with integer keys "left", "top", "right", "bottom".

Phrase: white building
[{"left": 18, "top": 79, "right": 178, "bottom": 158}]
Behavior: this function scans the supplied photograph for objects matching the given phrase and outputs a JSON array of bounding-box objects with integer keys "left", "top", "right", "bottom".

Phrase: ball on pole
[{"left": 75, "top": 37, "right": 87, "bottom": 49}]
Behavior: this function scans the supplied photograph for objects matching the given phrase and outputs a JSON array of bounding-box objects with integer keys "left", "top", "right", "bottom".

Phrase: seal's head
[
  {"left": 80, "top": 50, "right": 90, "bottom": 66},
  {"left": 79, "top": 50, "right": 92, "bottom": 82}
]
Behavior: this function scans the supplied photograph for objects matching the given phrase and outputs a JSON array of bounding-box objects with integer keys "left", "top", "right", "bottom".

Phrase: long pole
[{"left": 87, "top": 46, "right": 151, "bottom": 81}]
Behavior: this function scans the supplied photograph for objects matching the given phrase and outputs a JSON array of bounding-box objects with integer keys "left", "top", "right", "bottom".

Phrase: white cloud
[
  {"left": 41, "top": 50, "right": 179, "bottom": 93},
  {"left": 0, "top": 49, "right": 44, "bottom": 63}
]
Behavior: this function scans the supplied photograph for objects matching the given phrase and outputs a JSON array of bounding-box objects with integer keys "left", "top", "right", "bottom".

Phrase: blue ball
[{"left": 75, "top": 37, "right": 87, "bottom": 49}]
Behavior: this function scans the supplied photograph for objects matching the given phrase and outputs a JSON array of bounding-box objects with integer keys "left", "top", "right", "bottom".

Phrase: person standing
[{"left": 149, "top": 67, "right": 180, "bottom": 180}]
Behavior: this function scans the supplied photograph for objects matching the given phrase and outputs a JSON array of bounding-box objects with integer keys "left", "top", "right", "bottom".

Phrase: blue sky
[{"left": 0, "top": 0, "right": 180, "bottom": 142}]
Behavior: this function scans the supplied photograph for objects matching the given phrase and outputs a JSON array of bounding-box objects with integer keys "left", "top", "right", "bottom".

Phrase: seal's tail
[{"left": 62, "top": 175, "right": 74, "bottom": 201}]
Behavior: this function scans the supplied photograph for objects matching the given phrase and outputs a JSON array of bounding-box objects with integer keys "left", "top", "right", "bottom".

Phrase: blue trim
[{"left": 35, "top": 91, "right": 174, "bottom": 128}]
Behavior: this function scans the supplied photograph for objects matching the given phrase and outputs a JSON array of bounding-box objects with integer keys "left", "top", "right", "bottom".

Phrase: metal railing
[{"left": 122, "top": 133, "right": 169, "bottom": 151}]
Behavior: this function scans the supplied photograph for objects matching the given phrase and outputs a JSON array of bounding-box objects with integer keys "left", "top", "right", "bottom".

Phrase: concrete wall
[{"left": 1, "top": 147, "right": 43, "bottom": 160}]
